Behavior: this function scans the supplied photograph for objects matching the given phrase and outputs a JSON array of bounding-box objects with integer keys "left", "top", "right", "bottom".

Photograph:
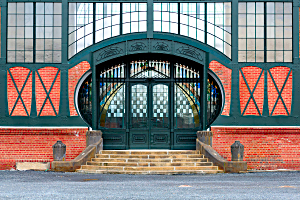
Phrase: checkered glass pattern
[
  {"left": 175, "top": 85, "right": 195, "bottom": 128},
  {"left": 131, "top": 84, "right": 147, "bottom": 128},
  {"left": 152, "top": 84, "right": 169, "bottom": 128},
  {"left": 106, "top": 85, "right": 125, "bottom": 128}
]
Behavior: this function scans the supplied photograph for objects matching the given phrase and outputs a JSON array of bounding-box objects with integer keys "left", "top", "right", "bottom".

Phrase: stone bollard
[
  {"left": 52, "top": 141, "right": 66, "bottom": 161},
  {"left": 231, "top": 141, "right": 244, "bottom": 161}
]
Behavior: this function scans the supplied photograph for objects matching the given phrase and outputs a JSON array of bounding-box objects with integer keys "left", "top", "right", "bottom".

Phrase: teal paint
[
  {"left": 0, "top": 0, "right": 299, "bottom": 127},
  {"left": 59, "top": 69, "right": 70, "bottom": 116}
]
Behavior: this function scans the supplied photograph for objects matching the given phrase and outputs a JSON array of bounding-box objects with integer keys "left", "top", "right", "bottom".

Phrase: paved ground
[{"left": 0, "top": 171, "right": 300, "bottom": 199}]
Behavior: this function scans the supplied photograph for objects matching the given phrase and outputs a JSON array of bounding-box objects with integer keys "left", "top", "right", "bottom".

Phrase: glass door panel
[
  {"left": 131, "top": 84, "right": 148, "bottom": 128},
  {"left": 152, "top": 84, "right": 169, "bottom": 128}
]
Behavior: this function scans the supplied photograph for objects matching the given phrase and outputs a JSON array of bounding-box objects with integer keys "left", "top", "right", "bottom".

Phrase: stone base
[{"left": 16, "top": 162, "right": 50, "bottom": 171}]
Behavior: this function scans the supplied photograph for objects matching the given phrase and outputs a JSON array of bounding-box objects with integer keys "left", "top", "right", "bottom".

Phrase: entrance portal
[{"left": 77, "top": 55, "right": 223, "bottom": 150}]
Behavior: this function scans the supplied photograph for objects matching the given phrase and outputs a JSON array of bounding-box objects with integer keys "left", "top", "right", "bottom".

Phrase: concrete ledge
[
  {"left": 52, "top": 131, "right": 103, "bottom": 172},
  {"left": 16, "top": 162, "right": 50, "bottom": 171},
  {"left": 196, "top": 139, "right": 247, "bottom": 173}
]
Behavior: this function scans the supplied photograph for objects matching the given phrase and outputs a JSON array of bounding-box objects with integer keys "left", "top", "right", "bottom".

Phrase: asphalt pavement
[{"left": 0, "top": 171, "right": 299, "bottom": 199}]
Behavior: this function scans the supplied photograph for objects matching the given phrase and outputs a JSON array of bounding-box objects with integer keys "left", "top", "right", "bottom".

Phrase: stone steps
[
  {"left": 91, "top": 158, "right": 208, "bottom": 162},
  {"left": 76, "top": 169, "right": 221, "bottom": 175},
  {"left": 86, "top": 161, "right": 213, "bottom": 167},
  {"left": 99, "top": 150, "right": 199, "bottom": 155},
  {"left": 95, "top": 154, "right": 205, "bottom": 159},
  {"left": 81, "top": 165, "right": 218, "bottom": 171},
  {"left": 76, "top": 150, "right": 223, "bottom": 175}
]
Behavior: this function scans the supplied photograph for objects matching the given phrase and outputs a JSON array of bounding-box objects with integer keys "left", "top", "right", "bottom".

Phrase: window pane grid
[
  {"left": 154, "top": 3, "right": 178, "bottom": 34},
  {"left": 207, "top": 2, "right": 232, "bottom": 58},
  {"left": 7, "top": 2, "right": 34, "bottom": 63},
  {"left": 238, "top": 2, "right": 264, "bottom": 62},
  {"left": 95, "top": 3, "right": 121, "bottom": 43},
  {"left": 238, "top": 2, "right": 292, "bottom": 63},
  {"left": 266, "top": 2, "right": 292, "bottom": 62},
  {"left": 154, "top": 2, "right": 231, "bottom": 59},
  {"left": 36, "top": 3, "right": 62, "bottom": 63},
  {"left": 180, "top": 3, "right": 205, "bottom": 43},
  {"left": 122, "top": 3, "right": 147, "bottom": 34},
  {"left": 68, "top": 3, "right": 93, "bottom": 58}
]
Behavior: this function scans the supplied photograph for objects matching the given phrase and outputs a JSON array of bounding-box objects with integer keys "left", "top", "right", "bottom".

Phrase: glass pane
[
  {"left": 152, "top": 84, "right": 169, "bottom": 128},
  {"left": 131, "top": 84, "right": 147, "bottom": 128},
  {"left": 105, "top": 85, "right": 125, "bottom": 128},
  {"left": 175, "top": 84, "right": 196, "bottom": 128}
]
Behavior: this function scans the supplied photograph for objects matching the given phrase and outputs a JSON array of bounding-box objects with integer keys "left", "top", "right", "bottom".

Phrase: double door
[{"left": 129, "top": 81, "right": 170, "bottom": 149}]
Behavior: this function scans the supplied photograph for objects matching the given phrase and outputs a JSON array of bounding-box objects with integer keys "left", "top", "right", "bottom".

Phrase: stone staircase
[{"left": 76, "top": 150, "right": 223, "bottom": 175}]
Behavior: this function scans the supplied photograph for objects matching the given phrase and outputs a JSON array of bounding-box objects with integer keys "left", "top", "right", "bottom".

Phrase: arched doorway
[{"left": 77, "top": 54, "right": 223, "bottom": 149}]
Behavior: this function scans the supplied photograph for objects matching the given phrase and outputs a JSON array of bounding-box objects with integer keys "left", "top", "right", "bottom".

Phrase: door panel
[
  {"left": 151, "top": 84, "right": 169, "bottom": 129},
  {"left": 131, "top": 84, "right": 148, "bottom": 128},
  {"left": 130, "top": 84, "right": 149, "bottom": 148},
  {"left": 129, "top": 83, "right": 171, "bottom": 149},
  {"left": 150, "top": 84, "right": 170, "bottom": 149}
]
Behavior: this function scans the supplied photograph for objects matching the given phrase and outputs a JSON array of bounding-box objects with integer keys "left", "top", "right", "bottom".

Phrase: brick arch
[
  {"left": 268, "top": 66, "right": 292, "bottom": 116},
  {"left": 209, "top": 61, "right": 231, "bottom": 116},
  {"left": 68, "top": 61, "right": 91, "bottom": 116},
  {"left": 36, "top": 67, "right": 61, "bottom": 116},
  {"left": 7, "top": 67, "right": 32, "bottom": 116},
  {"left": 239, "top": 66, "right": 264, "bottom": 116}
]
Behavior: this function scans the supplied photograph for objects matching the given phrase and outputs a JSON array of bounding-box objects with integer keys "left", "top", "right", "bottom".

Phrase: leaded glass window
[
  {"left": 105, "top": 85, "right": 125, "bottom": 128},
  {"left": 122, "top": 3, "right": 147, "bottom": 34},
  {"left": 7, "top": 3, "right": 34, "bottom": 62},
  {"left": 175, "top": 85, "right": 196, "bottom": 128}
]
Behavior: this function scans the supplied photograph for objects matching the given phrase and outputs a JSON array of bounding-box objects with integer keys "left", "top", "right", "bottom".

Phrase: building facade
[{"left": 0, "top": 0, "right": 299, "bottom": 170}]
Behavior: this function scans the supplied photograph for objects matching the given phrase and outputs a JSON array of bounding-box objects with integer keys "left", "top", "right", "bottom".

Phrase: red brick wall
[
  {"left": 211, "top": 126, "right": 300, "bottom": 170},
  {"left": 68, "top": 61, "right": 91, "bottom": 116},
  {"left": 239, "top": 66, "right": 264, "bottom": 115},
  {"left": 268, "top": 66, "right": 292, "bottom": 115},
  {"left": 209, "top": 61, "right": 232, "bottom": 116},
  {"left": 7, "top": 67, "right": 32, "bottom": 116},
  {"left": 0, "top": 128, "right": 87, "bottom": 170},
  {"left": 36, "top": 67, "right": 61, "bottom": 116}
]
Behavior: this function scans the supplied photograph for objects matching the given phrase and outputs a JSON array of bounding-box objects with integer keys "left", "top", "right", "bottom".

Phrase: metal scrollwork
[
  {"left": 129, "top": 42, "right": 147, "bottom": 51},
  {"left": 176, "top": 46, "right": 203, "bottom": 61},
  {"left": 153, "top": 42, "right": 170, "bottom": 51},
  {"left": 96, "top": 47, "right": 123, "bottom": 61}
]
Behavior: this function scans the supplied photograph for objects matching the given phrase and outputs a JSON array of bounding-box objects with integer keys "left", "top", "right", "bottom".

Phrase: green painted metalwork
[{"left": 0, "top": 0, "right": 299, "bottom": 128}]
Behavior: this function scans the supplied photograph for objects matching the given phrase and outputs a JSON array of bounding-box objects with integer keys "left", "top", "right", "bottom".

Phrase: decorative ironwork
[
  {"left": 176, "top": 46, "right": 203, "bottom": 61},
  {"left": 153, "top": 42, "right": 170, "bottom": 51},
  {"left": 96, "top": 47, "right": 124, "bottom": 61},
  {"left": 129, "top": 42, "right": 147, "bottom": 51}
]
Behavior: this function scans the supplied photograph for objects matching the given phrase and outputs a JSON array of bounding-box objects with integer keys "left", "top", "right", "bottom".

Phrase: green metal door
[{"left": 129, "top": 82, "right": 170, "bottom": 149}]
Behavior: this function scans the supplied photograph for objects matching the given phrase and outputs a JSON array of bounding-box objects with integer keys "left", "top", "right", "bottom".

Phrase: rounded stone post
[
  {"left": 52, "top": 141, "right": 66, "bottom": 161},
  {"left": 231, "top": 141, "right": 244, "bottom": 161}
]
